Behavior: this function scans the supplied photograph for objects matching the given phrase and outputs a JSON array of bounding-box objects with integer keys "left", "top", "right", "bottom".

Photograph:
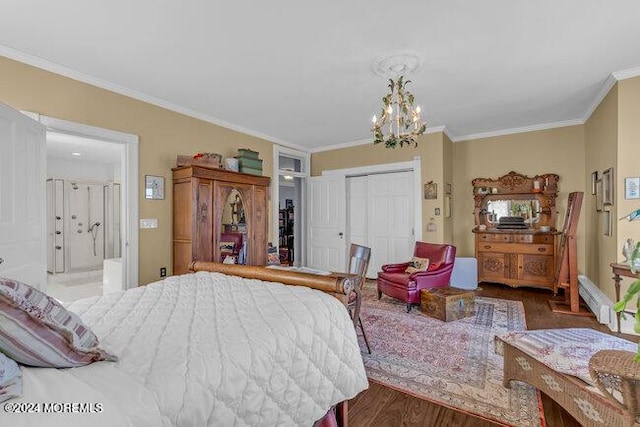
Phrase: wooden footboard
[
  {"left": 501, "top": 342, "right": 636, "bottom": 427},
  {"left": 190, "top": 261, "right": 359, "bottom": 314}
]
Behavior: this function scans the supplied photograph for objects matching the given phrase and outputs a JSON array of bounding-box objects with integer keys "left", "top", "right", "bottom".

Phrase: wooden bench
[{"left": 496, "top": 328, "right": 640, "bottom": 427}]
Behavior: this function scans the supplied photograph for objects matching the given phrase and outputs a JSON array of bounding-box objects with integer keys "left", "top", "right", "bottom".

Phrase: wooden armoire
[{"left": 172, "top": 166, "right": 270, "bottom": 275}]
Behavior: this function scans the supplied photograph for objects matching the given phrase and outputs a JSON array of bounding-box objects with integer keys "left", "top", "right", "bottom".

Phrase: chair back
[
  {"left": 348, "top": 244, "right": 371, "bottom": 290},
  {"left": 414, "top": 242, "right": 456, "bottom": 266}
]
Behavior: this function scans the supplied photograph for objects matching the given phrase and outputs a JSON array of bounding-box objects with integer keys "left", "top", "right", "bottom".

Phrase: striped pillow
[
  {"left": 0, "top": 277, "right": 117, "bottom": 368},
  {"left": 0, "top": 351, "right": 22, "bottom": 402}
]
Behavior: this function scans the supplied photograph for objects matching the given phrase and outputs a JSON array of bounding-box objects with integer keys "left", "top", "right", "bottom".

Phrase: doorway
[
  {"left": 45, "top": 131, "right": 124, "bottom": 301},
  {"left": 272, "top": 146, "right": 309, "bottom": 267}
]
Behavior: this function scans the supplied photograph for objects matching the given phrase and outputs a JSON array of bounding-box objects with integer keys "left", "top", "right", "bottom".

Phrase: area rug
[{"left": 358, "top": 282, "right": 543, "bottom": 427}]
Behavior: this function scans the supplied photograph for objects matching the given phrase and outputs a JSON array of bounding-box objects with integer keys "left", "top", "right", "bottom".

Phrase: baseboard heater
[{"left": 578, "top": 275, "right": 615, "bottom": 331}]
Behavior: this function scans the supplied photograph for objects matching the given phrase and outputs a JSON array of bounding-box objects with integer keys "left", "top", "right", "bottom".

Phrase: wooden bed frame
[{"left": 190, "top": 261, "right": 361, "bottom": 427}]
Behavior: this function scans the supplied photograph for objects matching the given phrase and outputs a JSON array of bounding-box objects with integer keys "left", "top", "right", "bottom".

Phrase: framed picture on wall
[
  {"left": 602, "top": 167, "right": 614, "bottom": 206},
  {"left": 603, "top": 209, "right": 612, "bottom": 236},
  {"left": 625, "top": 177, "right": 640, "bottom": 199},
  {"left": 591, "top": 171, "right": 598, "bottom": 195},
  {"left": 145, "top": 175, "right": 165, "bottom": 200},
  {"left": 595, "top": 179, "right": 603, "bottom": 212},
  {"left": 424, "top": 182, "right": 437, "bottom": 200}
]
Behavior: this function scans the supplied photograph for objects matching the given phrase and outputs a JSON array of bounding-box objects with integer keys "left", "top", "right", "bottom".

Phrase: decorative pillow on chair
[
  {"left": 427, "top": 262, "right": 442, "bottom": 272},
  {"left": 0, "top": 351, "right": 22, "bottom": 402},
  {"left": 405, "top": 257, "right": 430, "bottom": 274},
  {"left": 0, "top": 277, "right": 117, "bottom": 368}
]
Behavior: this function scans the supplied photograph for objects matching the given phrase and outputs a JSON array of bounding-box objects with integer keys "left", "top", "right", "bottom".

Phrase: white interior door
[
  {"left": 0, "top": 103, "right": 47, "bottom": 289},
  {"left": 307, "top": 175, "right": 346, "bottom": 272}
]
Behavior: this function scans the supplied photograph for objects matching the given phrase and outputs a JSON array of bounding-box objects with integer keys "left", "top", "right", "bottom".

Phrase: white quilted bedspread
[{"left": 1, "top": 272, "right": 368, "bottom": 427}]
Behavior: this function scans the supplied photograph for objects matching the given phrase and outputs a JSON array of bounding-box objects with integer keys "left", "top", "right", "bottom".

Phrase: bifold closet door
[{"left": 347, "top": 171, "right": 414, "bottom": 278}]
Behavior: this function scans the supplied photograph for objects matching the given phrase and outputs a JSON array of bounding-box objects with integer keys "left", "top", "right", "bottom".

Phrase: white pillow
[{"left": 0, "top": 352, "right": 22, "bottom": 402}]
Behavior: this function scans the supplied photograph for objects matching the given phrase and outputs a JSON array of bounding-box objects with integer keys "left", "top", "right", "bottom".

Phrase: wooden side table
[{"left": 611, "top": 263, "right": 640, "bottom": 333}]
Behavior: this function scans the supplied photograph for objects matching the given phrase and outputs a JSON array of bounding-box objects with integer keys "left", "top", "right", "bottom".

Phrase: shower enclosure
[{"left": 46, "top": 179, "right": 121, "bottom": 274}]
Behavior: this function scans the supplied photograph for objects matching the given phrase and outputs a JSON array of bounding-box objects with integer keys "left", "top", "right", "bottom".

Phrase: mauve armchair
[{"left": 377, "top": 242, "right": 457, "bottom": 312}]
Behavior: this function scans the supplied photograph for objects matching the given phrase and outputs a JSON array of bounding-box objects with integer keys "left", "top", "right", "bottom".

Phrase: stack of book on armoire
[{"left": 236, "top": 149, "right": 263, "bottom": 175}]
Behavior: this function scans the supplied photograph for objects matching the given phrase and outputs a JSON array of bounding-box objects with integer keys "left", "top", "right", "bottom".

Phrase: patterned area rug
[{"left": 358, "top": 282, "right": 542, "bottom": 427}]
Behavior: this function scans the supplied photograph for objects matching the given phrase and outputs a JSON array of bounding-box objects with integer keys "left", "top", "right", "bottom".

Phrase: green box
[
  {"left": 237, "top": 148, "right": 259, "bottom": 160},
  {"left": 237, "top": 157, "right": 263, "bottom": 169},
  {"left": 240, "top": 166, "right": 263, "bottom": 176}
]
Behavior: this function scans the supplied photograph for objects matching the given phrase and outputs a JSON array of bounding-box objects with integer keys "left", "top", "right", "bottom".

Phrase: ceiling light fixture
[
  {"left": 71, "top": 152, "right": 82, "bottom": 156},
  {"left": 283, "top": 175, "right": 294, "bottom": 180},
  {"left": 371, "top": 54, "right": 426, "bottom": 149}
]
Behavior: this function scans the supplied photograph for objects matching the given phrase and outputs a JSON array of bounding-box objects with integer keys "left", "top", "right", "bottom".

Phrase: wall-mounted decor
[
  {"left": 602, "top": 167, "right": 614, "bottom": 206},
  {"left": 145, "top": 175, "right": 165, "bottom": 200},
  {"left": 595, "top": 179, "right": 603, "bottom": 212},
  {"left": 603, "top": 209, "right": 612, "bottom": 236},
  {"left": 591, "top": 171, "right": 598, "bottom": 195},
  {"left": 424, "top": 181, "right": 437, "bottom": 200},
  {"left": 444, "top": 196, "right": 451, "bottom": 218},
  {"left": 445, "top": 183, "right": 452, "bottom": 195},
  {"left": 625, "top": 177, "right": 640, "bottom": 199}
]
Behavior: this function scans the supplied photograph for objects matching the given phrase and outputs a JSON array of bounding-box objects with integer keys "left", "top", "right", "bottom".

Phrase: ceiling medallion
[{"left": 371, "top": 53, "right": 426, "bottom": 149}]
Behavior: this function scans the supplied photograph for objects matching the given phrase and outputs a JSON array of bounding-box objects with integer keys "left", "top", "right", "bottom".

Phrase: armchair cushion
[{"left": 405, "top": 257, "right": 430, "bottom": 274}]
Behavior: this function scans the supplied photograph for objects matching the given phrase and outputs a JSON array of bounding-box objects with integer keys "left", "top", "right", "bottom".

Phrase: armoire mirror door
[{"left": 214, "top": 182, "right": 253, "bottom": 265}]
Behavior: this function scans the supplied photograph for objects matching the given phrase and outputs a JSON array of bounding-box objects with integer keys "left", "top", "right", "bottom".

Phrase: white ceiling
[
  {"left": 2, "top": 1, "right": 640, "bottom": 150},
  {"left": 47, "top": 132, "right": 121, "bottom": 164}
]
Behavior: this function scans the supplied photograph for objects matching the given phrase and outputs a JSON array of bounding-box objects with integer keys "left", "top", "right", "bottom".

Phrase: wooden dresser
[
  {"left": 472, "top": 171, "right": 560, "bottom": 290},
  {"left": 172, "top": 166, "right": 270, "bottom": 275}
]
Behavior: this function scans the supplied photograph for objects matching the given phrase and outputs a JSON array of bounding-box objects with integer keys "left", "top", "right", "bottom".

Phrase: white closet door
[
  {"left": 347, "top": 176, "right": 367, "bottom": 247},
  {"left": 366, "top": 171, "right": 414, "bottom": 277},
  {"left": 0, "top": 103, "right": 47, "bottom": 289},
  {"left": 307, "top": 176, "right": 346, "bottom": 272}
]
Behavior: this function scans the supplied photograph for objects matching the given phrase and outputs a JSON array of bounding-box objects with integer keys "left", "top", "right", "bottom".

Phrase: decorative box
[
  {"left": 176, "top": 153, "right": 221, "bottom": 168},
  {"left": 237, "top": 148, "right": 259, "bottom": 159},
  {"left": 237, "top": 157, "right": 263, "bottom": 170},
  {"left": 239, "top": 166, "right": 263, "bottom": 176},
  {"left": 421, "top": 287, "right": 475, "bottom": 322}
]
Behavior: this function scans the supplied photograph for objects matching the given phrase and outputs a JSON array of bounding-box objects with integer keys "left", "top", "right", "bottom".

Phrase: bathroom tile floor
[{"left": 47, "top": 269, "right": 103, "bottom": 303}]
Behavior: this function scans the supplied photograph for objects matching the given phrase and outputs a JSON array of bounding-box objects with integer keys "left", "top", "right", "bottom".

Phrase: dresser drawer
[
  {"left": 477, "top": 242, "right": 553, "bottom": 255},
  {"left": 477, "top": 233, "right": 512, "bottom": 243}
]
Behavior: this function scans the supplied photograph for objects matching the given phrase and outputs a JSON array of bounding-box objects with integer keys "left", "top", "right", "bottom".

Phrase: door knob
[
  {"left": 338, "top": 232, "right": 344, "bottom": 237},
  {"left": 55, "top": 246, "right": 62, "bottom": 250},
  {"left": 55, "top": 230, "right": 61, "bottom": 235},
  {"left": 56, "top": 216, "right": 61, "bottom": 220},
  {"left": 0, "top": 257, "right": 3, "bottom": 264}
]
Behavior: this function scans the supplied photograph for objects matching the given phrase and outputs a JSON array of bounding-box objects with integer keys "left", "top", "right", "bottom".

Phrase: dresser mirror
[
  {"left": 220, "top": 189, "right": 247, "bottom": 264},
  {"left": 484, "top": 198, "right": 541, "bottom": 226}
]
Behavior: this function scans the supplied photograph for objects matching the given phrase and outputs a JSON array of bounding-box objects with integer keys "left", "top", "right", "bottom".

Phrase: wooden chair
[{"left": 348, "top": 243, "right": 371, "bottom": 354}]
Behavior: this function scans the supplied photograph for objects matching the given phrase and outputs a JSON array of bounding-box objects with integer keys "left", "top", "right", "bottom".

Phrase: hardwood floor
[{"left": 349, "top": 281, "right": 638, "bottom": 427}]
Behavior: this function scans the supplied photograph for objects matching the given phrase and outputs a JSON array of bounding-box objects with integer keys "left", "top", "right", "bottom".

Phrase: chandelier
[{"left": 371, "top": 54, "right": 426, "bottom": 149}]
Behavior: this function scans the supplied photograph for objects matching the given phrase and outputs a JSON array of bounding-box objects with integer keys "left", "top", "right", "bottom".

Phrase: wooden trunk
[
  {"left": 420, "top": 287, "right": 475, "bottom": 322},
  {"left": 172, "top": 166, "right": 270, "bottom": 275}
]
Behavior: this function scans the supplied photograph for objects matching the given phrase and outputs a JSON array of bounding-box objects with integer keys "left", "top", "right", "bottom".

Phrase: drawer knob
[
  {"left": 484, "top": 245, "right": 492, "bottom": 249},
  {"left": 538, "top": 247, "right": 547, "bottom": 252}
]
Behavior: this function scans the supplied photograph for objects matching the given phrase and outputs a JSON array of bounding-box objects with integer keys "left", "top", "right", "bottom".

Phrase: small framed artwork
[
  {"left": 602, "top": 167, "right": 614, "bottom": 206},
  {"left": 424, "top": 182, "right": 437, "bottom": 200},
  {"left": 145, "top": 175, "right": 165, "bottom": 200},
  {"left": 625, "top": 177, "right": 640, "bottom": 199},
  {"left": 285, "top": 199, "right": 294, "bottom": 209},
  {"left": 603, "top": 209, "right": 612, "bottom": 236},
  {"left": 591, "top": 171, "right": 598, "bottom": 195},
  {"left": 445, "top": 183, "right": 452, "bottom": 195},
  {"left": 595, "top": 179, "right": 603, "bottom": 212},
  {"left": 444, "top": 196, "right": 451, "bottom": 218}
]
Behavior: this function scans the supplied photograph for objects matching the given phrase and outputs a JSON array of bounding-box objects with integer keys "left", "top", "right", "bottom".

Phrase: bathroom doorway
[{"left": 45, "top": 131, "right": 124, "bottom": 301}]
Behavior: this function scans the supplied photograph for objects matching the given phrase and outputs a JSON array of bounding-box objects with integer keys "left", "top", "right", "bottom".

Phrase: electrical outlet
[{"left": 160, "top": 267, "right": 167, "bottom": 277}]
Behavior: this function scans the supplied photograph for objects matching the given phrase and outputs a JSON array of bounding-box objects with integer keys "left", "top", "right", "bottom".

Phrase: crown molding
[
  {"left": 612, "top": 66, "right": 640, "bottom": 81},
  {"left": 581, "top": 74, "right": 618, "bottom": 124},
  {"left": 309, "top": 125, "right": 448, "bottom": 153},
  {"left": 452, "top": 119, "right": 584, "bottom": 143},
  {"left": 0, "top": 44, "right": 312, "bottom": 151}
]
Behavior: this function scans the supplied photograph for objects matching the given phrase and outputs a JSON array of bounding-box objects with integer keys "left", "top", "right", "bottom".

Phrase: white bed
[{"left": 0, "top": 269, "right": 368, "bottom": 426}]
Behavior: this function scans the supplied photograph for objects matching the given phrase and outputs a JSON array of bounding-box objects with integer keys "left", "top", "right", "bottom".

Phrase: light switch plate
[{"left": 140, "top": 218, "right": 158, "bottom": 229}]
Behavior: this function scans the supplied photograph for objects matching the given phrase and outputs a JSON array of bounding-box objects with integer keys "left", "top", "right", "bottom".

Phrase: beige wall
[
  {"left": 0, "top": 56, "right": 275, "bottom": 285},
  {"left": 452, "top": 126, "right": 587, "bottom": 271},
  {"left": 311, "top": 132, "right": 448, "bottom": 242},
  {"left": 616, "top": 77, "right": 640, "bottom": 301},
  {"left": 584, "top": 84, "right": 618, "bottom": 300}
]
